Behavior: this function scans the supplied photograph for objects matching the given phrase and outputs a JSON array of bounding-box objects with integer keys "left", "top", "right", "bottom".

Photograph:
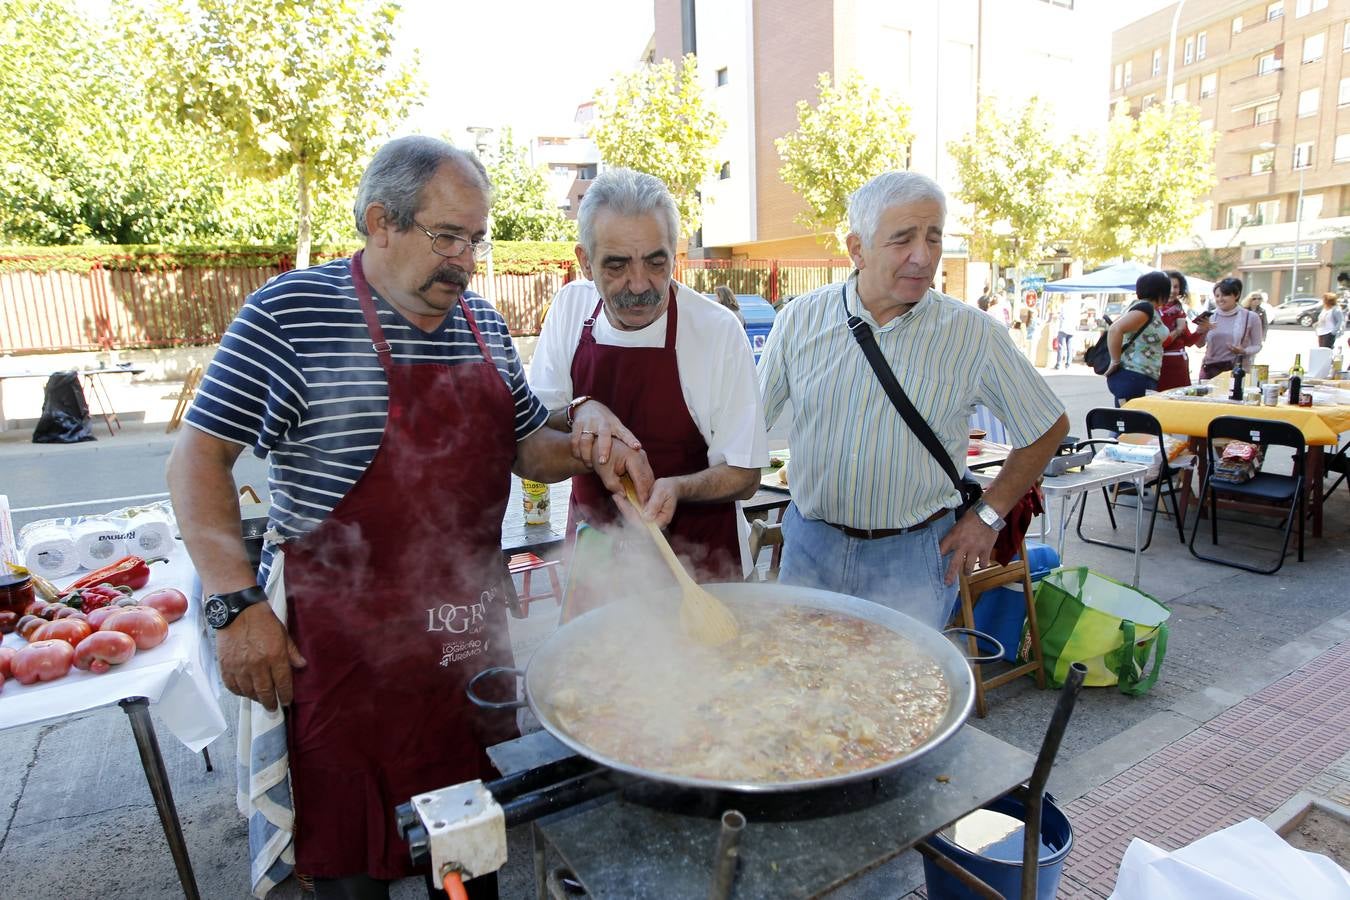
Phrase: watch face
[{"left": 204, "top": 597, "right": 231, "bottom": 629}]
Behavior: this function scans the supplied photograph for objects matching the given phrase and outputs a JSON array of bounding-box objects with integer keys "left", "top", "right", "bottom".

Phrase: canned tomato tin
[
  {"left": 1262, "top": 384, "right": 1279, "bottom": 406},
  {"left": 522, "top": 479, "right": 551, "bottom": 525}
]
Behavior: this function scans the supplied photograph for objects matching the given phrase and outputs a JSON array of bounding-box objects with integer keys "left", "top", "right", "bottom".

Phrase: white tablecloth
[{"left": 0, "top": 548, "right": 226, "bottom": 751}]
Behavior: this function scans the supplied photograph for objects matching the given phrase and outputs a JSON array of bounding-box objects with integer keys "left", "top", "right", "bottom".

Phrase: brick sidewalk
[{"left": 1060, "top": 639, "right": 1350, "bottom": 897}]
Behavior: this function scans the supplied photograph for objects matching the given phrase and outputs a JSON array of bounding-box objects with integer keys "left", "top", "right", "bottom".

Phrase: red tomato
[
  {"left": 0, "top": 610, "right": 17, "bottom": 634},
  {"left": 101, "top": 607, "right": 169, "bottom": 651},
  {"left": 73, "top": 631, "right": 137, "bottom": 674},
  {"left": 11, "top": 640, "right": 75, "bottom": 684},
  {"left": 0, "top": 646, "right": 15, "bottom": 679},
  {"left": 85, "top": 606, "right": 124, "bottom": 630},
  {"left": 23, "top": 600, "right": 49, "bottom": 618},
  {"left": 16, "top": 615, "right": 46, "bottom": 642},
  {"left": 0, "top": 670, "right": 5, "bottom": 692},
  {"left": 139, "top": 588, "right": 188, "bottom": 623},
  {"left": 53, "top": 607, "right": 88, "bottom": 622},
  {"left": 38, "top": 603, "right": 63, "bottom": 621},
  {"left": 33, "top": 618, "right": 94, "bottom": 648}
]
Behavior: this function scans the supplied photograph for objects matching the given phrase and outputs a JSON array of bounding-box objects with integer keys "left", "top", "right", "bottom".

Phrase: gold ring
[{"left": 580, "top": 430, "right": 597, "bottom": 436}]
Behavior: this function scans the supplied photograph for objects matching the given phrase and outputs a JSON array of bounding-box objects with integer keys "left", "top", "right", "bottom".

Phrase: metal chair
[
  {"left": 1325, "top": 441, "right": 1348, "bottom": 498},
  {"left": 1188, "top": 416, "right": 1305, "bottom": 575},
  {"left": 1075, "top": 408, "right": 1188, "bottom": 552}
]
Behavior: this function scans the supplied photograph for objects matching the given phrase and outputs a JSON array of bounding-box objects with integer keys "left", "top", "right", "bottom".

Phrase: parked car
[
  {"left": 1267, "top": 297, "right": 1322, "bottom": 327},
  {"left": 702, "top": 293, "right": 776, "bottom": 361}
]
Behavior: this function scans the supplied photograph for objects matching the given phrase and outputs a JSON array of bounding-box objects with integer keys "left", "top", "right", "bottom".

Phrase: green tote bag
[{"left": 1021, "top": 566, "right": 1170, "bottom": 696}]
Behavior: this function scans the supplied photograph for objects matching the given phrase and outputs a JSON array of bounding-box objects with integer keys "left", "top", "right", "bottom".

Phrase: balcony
[
  {"left": 1230, "top": 15, "right": 1283, "bottom": 56},
  {"left": 1226, "top": 68, "right": 1285, "bottom": 108}
]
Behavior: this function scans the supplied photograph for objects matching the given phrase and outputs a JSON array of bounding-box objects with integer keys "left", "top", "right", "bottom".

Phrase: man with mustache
[
  {"left": 167, "top": 137, "right": 652, "bottom": 900},
  {"left": 530, "top": 168, "right": 768, "bottom": 604},
  {"left": 758, "top": 171, "right": 1067, "bottom": 628}
]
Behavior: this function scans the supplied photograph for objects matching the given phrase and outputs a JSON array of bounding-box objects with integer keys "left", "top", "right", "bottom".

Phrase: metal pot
[{"left": 468, "top": 582, "right": 1000, "bottom": 794}]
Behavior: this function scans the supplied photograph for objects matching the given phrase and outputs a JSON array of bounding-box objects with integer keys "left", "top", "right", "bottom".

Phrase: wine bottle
[
  {"left": 1230, "top": 359, "right": 1245, "bottom": 401},
  {"left": 1290, "top": 353, "right": 1305, "bottom": 379}
]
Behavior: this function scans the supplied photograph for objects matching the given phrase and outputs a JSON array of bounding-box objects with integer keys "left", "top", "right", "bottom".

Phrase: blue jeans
[
  {"left": 779, "top": 503, "right": 959, "bottom": 629},
  {"left": 1106, "top": 367, "right": 1156, "bottom": 407},
  {"left": 1055, "top": 331, "right": 1073, "bottom": 368}
]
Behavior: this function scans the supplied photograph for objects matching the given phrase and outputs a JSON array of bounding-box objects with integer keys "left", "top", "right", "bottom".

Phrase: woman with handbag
[
  {"left": 1198, "top": 277, "right": 1263, "bottom": 380},
  {"left": 1103, "top": 271, "right": 1171, "bottom": 406},
  {"left": 1156, "top": 271, "right": 1206, "bottom": 390}
]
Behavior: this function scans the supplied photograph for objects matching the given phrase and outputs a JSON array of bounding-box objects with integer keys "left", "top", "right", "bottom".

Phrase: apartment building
[
  {"left": 530, "top": 103, "right": 601, "bottom": 220},
  {"left": 1113, "top": 0, "right": 1350, "bottom": 300},
  {"left": 652, "top": 0, "right": 1106, "bottom": 298}
]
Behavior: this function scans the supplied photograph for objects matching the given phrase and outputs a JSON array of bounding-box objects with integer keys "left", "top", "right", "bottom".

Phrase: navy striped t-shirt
[{"left": 185, "top": 258, "right": 548, "bottom": 581}]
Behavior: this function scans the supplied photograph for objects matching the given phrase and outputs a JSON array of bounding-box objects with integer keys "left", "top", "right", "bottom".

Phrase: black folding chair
[
  {"left": 1188, "top": 416, "right": 1305, "bottom": 575},
  {"left": 1325, "top": 441, "right": 1348, "bottom": 498},
  {"left": 1075, "top": 408, "right": 1188, "bottom": 553}
]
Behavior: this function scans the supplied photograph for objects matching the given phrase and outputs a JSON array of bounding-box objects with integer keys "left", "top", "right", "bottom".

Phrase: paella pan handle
[
  {"left": 465, "top": 666, "right": 527, "bottom": 711},
  {"left": 942, "top": 627, "right": 1004, "bottom": 666}
]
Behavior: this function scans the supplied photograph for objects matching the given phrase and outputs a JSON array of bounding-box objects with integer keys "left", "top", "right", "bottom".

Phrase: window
[
  {"left": 1299, "top": 87, "right": 1320, "bottom": 116},
  {"left": 716, "top": 67, "right": 728, "bottom": 86},
  {"left": 1296, "top": 0, "right": 1328, "bottom": 14},
  {"left": 1294, "top": 141, "right": 1314, "bottom": 168},
  {"left": 1258, "top": 52, "right": 1282, "bottom": 74},
  {"left": 1152, "top": 48, "right": 1162, "bottom": 76},
  {"left": 1200, "top": 118, "right": 1215, "bottom": 130},
  {"left": 1198, "top": 32, "right": 1208, "bottom": 60},
  {"left": 1345, "top": 22, "right": 1350, "bottom": 50},
  {"left": 1114, "top": 64, "right": 1124, "bottom": 89},
  {"left": 1299, "top": 193, "right": 1323, "bottom": 220},
  {"left": 1304, "top": 32, "right": 1325, "bottom": 62},
  {"left": 1233, "top": 15, "right": 1243, "bottom": 34},
  {"left": 1255, "top": 101, "right": 1279, "bottom": 124},
  {"left": 1184, "top": 37, "right": 1194, "bottom": 65},
  {"left": 1200, "top": 73, "right": 1218, "bottom": 97},
  {"left": 1227, "top": 203, "right": 1252, "bottom": 227},
  {"left": 1340, "top": 78, "right": 1350, "bottom": 104},
  {"left": 1252, "top": 151, "right": 1275, "bottom": 174},
  {"left": 1256, "top": 200, "right": 1280, "bottom": 223},
  {"left": 1173, "top": 83, "right": 1188, "bottom": 102},
  {"left": 1335, "top": 133, "right": 1350, "bottom": 161},
  {"left": 1124, "top": 60, "right": 1133, "bottom": 86},
  {"left": 719, "top": 161, "right": 731, "bottom": 180},
  {"left": 1267, "top": 1, "right": 1284, "bottom": 20},
  {"left": 1142, "top": 93, "right": 1157, "bottom": 109}
]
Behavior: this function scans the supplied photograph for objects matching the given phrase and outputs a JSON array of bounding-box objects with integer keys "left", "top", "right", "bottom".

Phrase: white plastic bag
[{"left": 1108, "top": 818, "right": 1350, "bottom": 900}]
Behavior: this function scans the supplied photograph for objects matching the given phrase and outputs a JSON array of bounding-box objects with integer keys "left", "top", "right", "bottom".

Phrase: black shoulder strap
[{"left": 842, "top": 287, "right": 965, "bottom": 495}]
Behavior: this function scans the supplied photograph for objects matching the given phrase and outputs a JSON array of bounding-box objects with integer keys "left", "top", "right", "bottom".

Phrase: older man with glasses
[{"left": 167, "top": 136, "right": 652, "bottom": 900}]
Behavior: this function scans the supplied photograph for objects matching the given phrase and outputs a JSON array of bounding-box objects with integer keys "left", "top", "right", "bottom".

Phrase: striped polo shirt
[
  {"left": 185, "top": 258, "right": 548, "bottom": 582},
  {"left": 758, "top": 274, "right": 1064, "bottom": 530}
]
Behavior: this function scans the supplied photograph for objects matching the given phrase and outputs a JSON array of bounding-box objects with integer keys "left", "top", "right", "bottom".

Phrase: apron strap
[
  {"left": 580, "top": 299, "right": 604, "bottom": 342},
  {"left": 662, "top": 284, "right": 678, "bottom": 350},
  {"left": 351, "top": 250, "right": 394, "bottom": 372}
]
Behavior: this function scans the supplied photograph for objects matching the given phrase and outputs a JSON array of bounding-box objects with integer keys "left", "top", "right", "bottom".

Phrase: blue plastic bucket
[{"left": 923, "top": 793, "right": 1073, "bottom": 900}]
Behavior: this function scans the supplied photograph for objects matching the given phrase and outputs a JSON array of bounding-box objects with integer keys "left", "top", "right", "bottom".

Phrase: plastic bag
[{"left": 1108, "top": 818, "right": 1350, "bottom": 900}]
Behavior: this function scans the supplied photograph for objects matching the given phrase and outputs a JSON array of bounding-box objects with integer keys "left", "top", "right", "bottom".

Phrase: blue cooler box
[{"left": 973, "top": 541, "right": 1059, "bottom": 662}]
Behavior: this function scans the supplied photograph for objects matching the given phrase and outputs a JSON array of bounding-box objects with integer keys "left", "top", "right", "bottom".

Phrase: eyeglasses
[{"left": 412, "top": 220, "right": 493, "bottom": 261}]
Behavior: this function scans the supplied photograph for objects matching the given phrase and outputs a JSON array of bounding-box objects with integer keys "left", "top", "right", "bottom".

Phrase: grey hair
[
  {"left": 353, "top": 136, "right": 490, "bottom": 236},
  {"left": 577, "top": 168, "right": 680, "bottom": 258},
  {"left": 846, "top": 171, "right": 947, "bottom": 247}
]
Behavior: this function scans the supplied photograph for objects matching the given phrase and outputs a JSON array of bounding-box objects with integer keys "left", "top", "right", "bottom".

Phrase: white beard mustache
[{"left": 610, "top": 287, "right": 662, "bottom": 310}]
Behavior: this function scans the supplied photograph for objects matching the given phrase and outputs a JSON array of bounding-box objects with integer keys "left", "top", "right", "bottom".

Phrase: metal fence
[{"left": 0, "top": 252, "right": 851, "bottom": 354}]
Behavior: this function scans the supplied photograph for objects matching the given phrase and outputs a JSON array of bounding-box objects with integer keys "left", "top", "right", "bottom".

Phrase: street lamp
[
  {"left": 466, "top": 126, "right": 496, "bottom": 302},
  {"left": 1261, "top": 140, "right": 1306, "bottom": 301}
]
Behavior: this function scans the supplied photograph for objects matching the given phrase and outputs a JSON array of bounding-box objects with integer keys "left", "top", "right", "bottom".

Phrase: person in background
[
  {"left": 757, "top": 171, "right": 1067, "bottom": 628},
  {"left": 1317, "top": 292, "right": 1345, "bottom": 349},
  {"left": 1198, "top": 277, "right": 1263, "bottom": 380},
  {"left": 1103, "top": 271, "right": 1171, "bottom": 406},
  {"left": 986, "top": 290, "right": 1012, "bottom": 327},
  {"left": 1243, "top": 291, "right": 1269, "bottom": 342},
  {"left": 1053, "top": 294, "right": 1082, "bottom": 369},
  {"left": 1156, "top": 270, "right": 1208, "bottom": 391},
  {"left": 714, "top": 284, "right": 746, "bottom": 325}
]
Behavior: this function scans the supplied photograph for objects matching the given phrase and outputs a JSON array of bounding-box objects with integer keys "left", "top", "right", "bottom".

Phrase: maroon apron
[
  {"left": 565, "top": 290, "right": 741, "bottom": 617},
  {"left": 282, "top": 251, "right": 518, "bottom": 879}
]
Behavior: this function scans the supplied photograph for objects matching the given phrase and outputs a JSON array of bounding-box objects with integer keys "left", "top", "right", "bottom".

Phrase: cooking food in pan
[{"left": 543, "top": 601, "right": 949, "bottom": 783}]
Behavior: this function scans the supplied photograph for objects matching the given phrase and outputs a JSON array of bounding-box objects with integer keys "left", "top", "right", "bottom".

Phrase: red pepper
[{"left": 63, "top": 556, "right": 165, "bottom": 593}]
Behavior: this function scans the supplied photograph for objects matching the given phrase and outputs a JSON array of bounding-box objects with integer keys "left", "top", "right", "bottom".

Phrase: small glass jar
[{"left": 0, "top": 572, "right": 36, "bottom": 616}]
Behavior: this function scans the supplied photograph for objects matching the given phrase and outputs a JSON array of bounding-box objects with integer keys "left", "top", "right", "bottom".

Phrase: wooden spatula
[{"left": 620, "top": 476, "right": 739, "bottom": 646}]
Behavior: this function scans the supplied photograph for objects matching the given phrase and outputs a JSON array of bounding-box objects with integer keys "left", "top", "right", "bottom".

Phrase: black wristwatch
[{"left": 205, "top": 585, "right": 268, "bottom": 629}]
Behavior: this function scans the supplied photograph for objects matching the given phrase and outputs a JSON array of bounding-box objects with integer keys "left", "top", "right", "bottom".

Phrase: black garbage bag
[{"left": 32, "top": 371, "right": 96, "bottom": 443}]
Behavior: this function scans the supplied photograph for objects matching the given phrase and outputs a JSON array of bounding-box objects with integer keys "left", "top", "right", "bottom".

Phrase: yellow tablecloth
[{"left": 1124, "top": 396, "right": 1350, "bottom": 446}]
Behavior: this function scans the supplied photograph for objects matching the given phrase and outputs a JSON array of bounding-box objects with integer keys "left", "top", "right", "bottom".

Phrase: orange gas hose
[{"left": 442, "top": 871, "right": 469, "bottom": 900}]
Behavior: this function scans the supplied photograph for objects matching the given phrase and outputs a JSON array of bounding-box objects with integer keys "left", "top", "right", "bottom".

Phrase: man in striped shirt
[{"left": 759, "top": 171, "right": 1068, "bottom": 628}]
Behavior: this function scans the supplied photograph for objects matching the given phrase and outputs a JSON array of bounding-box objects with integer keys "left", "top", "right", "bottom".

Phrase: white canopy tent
[{"left": 1045, "top": 262, "right": 1217, "bottom": 307}]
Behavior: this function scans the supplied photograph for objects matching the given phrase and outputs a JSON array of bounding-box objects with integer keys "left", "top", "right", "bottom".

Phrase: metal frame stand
[
  {"left": 120, "top": 697, "right": 201, "bottom": 900},
  {"left": 84, "top": 372, "right": 121, "bottom": 436}
]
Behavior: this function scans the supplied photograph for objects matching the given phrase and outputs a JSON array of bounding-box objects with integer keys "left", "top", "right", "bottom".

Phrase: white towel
[
  {"left": 20, "top": 523, "right": 81, "bottom": 579},
  {"left": 236, "top": 550, "right": 295, "bottom": 898},
  {"left": 71, "top": 518, "right": 128, "bottom": 571}
]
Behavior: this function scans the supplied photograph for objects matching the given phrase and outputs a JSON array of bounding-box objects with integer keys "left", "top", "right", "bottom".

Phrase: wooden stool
[
  {"left": 508, "top": 552, "right": 563, "bottom": 616},
  {"left": 953, "top": 540, "right": 1047, "bottom": 718},
  {"left": 746, "top": 520, "right": 783, "bottom": 581},
  {"left": 166, "top": 364, "right": 204, "bottom": 433}
]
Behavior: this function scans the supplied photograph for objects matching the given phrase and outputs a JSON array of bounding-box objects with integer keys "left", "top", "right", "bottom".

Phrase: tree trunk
[{"left": 295, "top": 165, "right": 312, "bottom": 270}]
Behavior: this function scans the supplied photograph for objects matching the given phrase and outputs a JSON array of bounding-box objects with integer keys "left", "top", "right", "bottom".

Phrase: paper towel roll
[
  {"left": 127, "top": 511, "right": 174, "bottom": 556},
  {"left": 71, "top": 519, "right": 129, "bottom": 571},
  {"left": 22, "top": 524, "right": 81, "bottom": 579}
]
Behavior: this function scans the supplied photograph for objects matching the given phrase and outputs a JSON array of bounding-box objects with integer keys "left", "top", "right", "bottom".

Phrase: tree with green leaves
[
  {"left": 486, "top": 130, "right": 577, "bottom": 242},
  {"left": 949, "top": 97, "right": 1092, "bottom": 276},
  {"left": 775, "top": 72, "right": 913, "bottom": 247},
  {"left": 129, "top": 0, "right": 423, "bottom": 267},
  {"left": 1084, "top": 101, "right": 1216, "bottom": 263},
  {"left": 591, "top": 55, "right": 724, "bottom": 238}
]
